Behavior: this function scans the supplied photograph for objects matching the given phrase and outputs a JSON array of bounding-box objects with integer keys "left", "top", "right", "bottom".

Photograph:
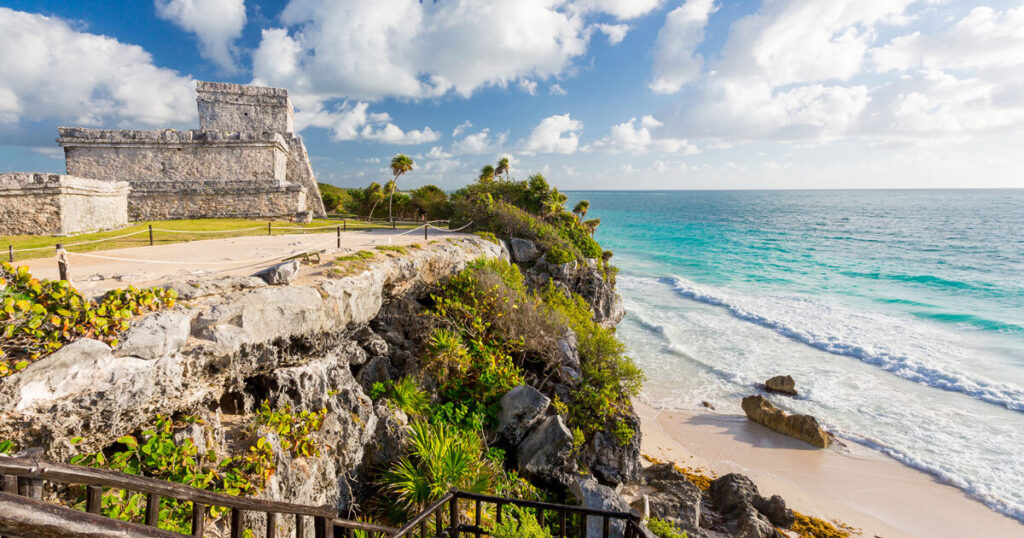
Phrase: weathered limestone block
[
  {"left": 741, "top": 395, "right": 832, "bottom": 448},
  {"left": 196, "top": 81, "right": 325, "bottom": 217},
  {"left": 497, "top": 385, "right": 550, "bottom": 446},
  {"left": 569, "top": 475, "right": 631, "bottom": 538},
  {"left": 0, "top": 173, "right": 128, "bottom": 235},
  {"left": 517, "top": 415, "right": 575, "bottom": 484},
  {"left": 765, "top": 375, "right": 797, "bottom": 396},
  {"left": 59, "top": 128, "right": 290, "bottom": 184},
  {"left": 197, "top": 81, "right": 294, "bottom": 134},
  {"left": 127, "top": 180, "right": 306, "bottom": 221}
]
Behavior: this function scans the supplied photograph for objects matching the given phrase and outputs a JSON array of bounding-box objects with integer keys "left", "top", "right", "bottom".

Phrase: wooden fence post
[
  {"left": 424, "top": 224, "right": 428, "bottom": 240},
  {"left": 56, "top": 244, "right": 69, "bottom": 282},
  {"left": 337, "top": 226, "right": 341, "bottom": 248},
  {"left": 148, "top": 225, "right": 154, "bottom": 246},
  {"left": 268, "top": 222, "right": 272, "bottom": 236},
  {"left": 7, "top": 245, "right": 12, "bottom": 262}
]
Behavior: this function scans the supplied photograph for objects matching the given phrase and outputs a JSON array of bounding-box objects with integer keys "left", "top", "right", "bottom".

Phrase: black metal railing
[{"left": 0, "top": 457, "right": 651, "bottom": 538}]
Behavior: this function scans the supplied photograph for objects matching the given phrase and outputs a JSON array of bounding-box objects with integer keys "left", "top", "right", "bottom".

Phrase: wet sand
[{"left": 636, "top": 401, "right": 1023, "bottom": 538}]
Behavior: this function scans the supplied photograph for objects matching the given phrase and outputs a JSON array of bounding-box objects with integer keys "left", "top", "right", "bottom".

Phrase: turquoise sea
[{"left": 569, "top": 190, "right": 1024, "bottom": 522}]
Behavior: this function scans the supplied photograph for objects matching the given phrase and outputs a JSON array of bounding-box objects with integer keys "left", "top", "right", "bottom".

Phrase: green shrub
[
  {"left": 0, "top": 439, "right": 14, "bottom": 455},
  {"left": 475, "top": 231, "right": 500, "bottom": 244},
  {"left": 386, "top": 376, "right": 432, "bottom": 417},
  {"left": 1, "top": 262, "right": 177, "bottom": 376},
  {"left": 490, "top": 505, "right": 554, "bottom": 538},
  {"left": 375, "top": 245, "right": 408, "bottom": 254},
  {"left": 253, "top": 401, "right": 327, "bottom": 459},
  {"left": 545, "top": 245, "right": 575, "bottom": 265},
  {"left": 648, "top": 517, "right": 688, "bottom": 538},
  {"left": 540, "top": 284, "right": 644, "bottom": 443},
  {"left": 336, "top": 250, "right": 375, "bottom": 262}
]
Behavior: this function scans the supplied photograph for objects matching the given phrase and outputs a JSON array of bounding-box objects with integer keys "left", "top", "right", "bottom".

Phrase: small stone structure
[
  {"left": 0, "top": 173, "right": 129, "bottom": 236},
  {"left": 0, "top": 81, "right": 325, "bottom": 236}
]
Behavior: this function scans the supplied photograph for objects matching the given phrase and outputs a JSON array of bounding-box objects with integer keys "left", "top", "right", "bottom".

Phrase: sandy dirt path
[
  {"left": 636, "top": 401, "right": 1023, "bottom": 538},
  {"left": 14, "top": 228, "right": 467, "bottom": 296}
]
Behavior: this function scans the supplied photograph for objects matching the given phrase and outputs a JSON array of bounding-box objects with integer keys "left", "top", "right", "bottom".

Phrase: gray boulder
[
  {"left": 510, "top": 238, "right": 541, "bottom": 263},
  {"left": 709, "top": 474, "right": 788, "bottom": 538},
  {"left": 579, "top": 411, "right": 641, "bottom": 486},
  {"left": 569, "top": 475, "right": 631, "bottom": 538},
  {"left": 517, "top": 415, "right": 575, "bottom": 484},
  {"left": 254, "top": 260, "right": 301, "bottom": 285},
  {"left": 497, "top": 385, "right": 550, "bottom": 446},
  {"left": 641, "top": 463, "right": 703, "bottom": 533},
  {"left": 115, "top": 309, "right": 193, "bottom": 360}
]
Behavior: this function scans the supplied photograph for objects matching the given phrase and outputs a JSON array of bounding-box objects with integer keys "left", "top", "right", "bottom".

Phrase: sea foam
[{"left": 662, "top": 275, "right": 1024, "bottom": 412}]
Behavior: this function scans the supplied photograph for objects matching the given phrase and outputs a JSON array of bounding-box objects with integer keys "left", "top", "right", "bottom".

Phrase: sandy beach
[{"left": 636, "top": 401, "right": 1023, "bottom": 538}]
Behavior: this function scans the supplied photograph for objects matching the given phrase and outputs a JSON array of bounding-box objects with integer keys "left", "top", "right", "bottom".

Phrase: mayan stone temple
[{"left": 0, "top": 82, "right": 325, "bottom": 236}]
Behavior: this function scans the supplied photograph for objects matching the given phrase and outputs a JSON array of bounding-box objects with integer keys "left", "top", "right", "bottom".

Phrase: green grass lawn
[{"left": 1, "top": 217, "right": 419, "bottom": 262}]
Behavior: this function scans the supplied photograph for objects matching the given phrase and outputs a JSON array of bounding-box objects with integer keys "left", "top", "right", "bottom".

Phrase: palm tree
[
  {"left": 494, "top": 157, "right": 510, "bottom": 180},
  {"left": 572, "top": 200, "right": 589, "bottom": 221},
  {"left": 389, "top": 154, "right": 414, "bottom": 223},
  {"left": 479, "top": 165, "right": 495, "bottom": 183},
  {"left": 365, "top": 182, "right": 384, "bottom": 220},
  {"left": 583, "top": 217, "right": 601, "bottom": 236}
]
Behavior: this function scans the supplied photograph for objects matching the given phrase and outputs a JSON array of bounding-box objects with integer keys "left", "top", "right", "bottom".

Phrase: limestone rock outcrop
[
  {"left": 497, "top": 385, "right": 550, "bottom": 447},
  {"left": 569, "top": 475, "right": 631, "bottom": 538},
  {"left": 509, "top": 238, "right": 541, "bottom": 263},
  {"left": 517, "top": 415, "right": 576, "bottom": 487},
  {"left": 626, "top": 463, "right": 703, "bottom": 534},
  {"left": 709, "top": 474, "right": 790, "bottom": 538},
  {"left": 741, "top": 395, "right": 832, "bottom": 448},
  {"left": 765, "top": 375, "right": 797, "bottom": 396}
]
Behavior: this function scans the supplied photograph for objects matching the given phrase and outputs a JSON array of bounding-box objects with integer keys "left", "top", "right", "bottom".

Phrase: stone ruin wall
[
  {"left": 196, "top": 81, "right": 324, "bottom": 217},
  {"left": 60, "top": 129, "right": 290, "bottom": 184},
  {"left": 127, "top": 180, "right": 306, "bottom": 221},
  {"left": 0, "top": 173, "right": 128, "bottom": 236}
]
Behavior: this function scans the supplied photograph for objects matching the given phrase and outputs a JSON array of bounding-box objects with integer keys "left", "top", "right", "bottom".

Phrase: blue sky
[{"left": 2, "top": 0, "right": 1023, "bottom": 190}]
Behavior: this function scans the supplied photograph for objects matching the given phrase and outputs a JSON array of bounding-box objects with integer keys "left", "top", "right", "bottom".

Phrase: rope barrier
[
  {"left": 11, "top": 229, "right": 151, "bottom": 253},
  {"left": 427, "top": 221, "right": 475, "bottom": 232},
  {"left": 66, "top": 234, "right": 341, "bottom": 267},
  {"left": 150, "top": 227, "right": 266, "bottom": 234}
]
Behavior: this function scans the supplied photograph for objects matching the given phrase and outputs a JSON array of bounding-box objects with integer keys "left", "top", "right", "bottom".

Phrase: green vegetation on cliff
[{"left": 0, "top": 261, "right": 176, "bottom": 376}]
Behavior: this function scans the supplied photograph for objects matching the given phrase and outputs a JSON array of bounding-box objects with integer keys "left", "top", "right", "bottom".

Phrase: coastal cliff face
[{"left": 0, "top": 238, "right": 503, "bottom": 513}]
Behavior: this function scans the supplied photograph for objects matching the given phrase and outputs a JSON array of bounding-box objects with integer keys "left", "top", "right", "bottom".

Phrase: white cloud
[
  {"left": 518, "top": 113, "right": 582, "bottom": 154},
  {"left": 549, "top": 84, "right": 567, "bottom": 96},
  {"left": 155, "top": 0, "right": 246, "bottom": 74},
  {"left": 254, "top": 0, "right": 597, "bottom": 101},
  {"left": 655, "top": 0, "right": 1024, "bottom": 145},
  {"left": 519, "top": 79, "right": 538, "bottom": 95},
  {"left": 650, "top": 0, "right": 716, "bottom": 93},
  {"left": 0, "top": 7, "right": 195, "bottom": 139},
  {"left": 588, "top": 115, "right": 700, "bottom": 154},
  {"left": 452, "top": 128, "right": 508, "bottom": 155},
  {"left": 295, "top": 100, "right": 439, "bottom": 144},
  {"left": 452, "top": 120, "right": 473, "bottom": 137},
  {"left": 575, "top": 0, "right": 662, "bottom": 20},
  {"left": 595, "top": 23, "right": 629, "bottom": 45},
  {"left": 872, "top": 5, "right": 1024, "bottom": 73},
  {"left": 427, "top": 146, "right": 452, "bottom": 159},
  {"left": 361, "top": 123, "right": 440, "bottom": 144}
]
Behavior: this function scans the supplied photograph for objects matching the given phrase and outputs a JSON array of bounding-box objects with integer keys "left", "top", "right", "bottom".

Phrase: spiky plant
[
  {"left": 479, "top": 165, "right": 495, "bottom": 183},
  {"left": 382, "top": 420, "right": 494, "bottom": 518}
]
